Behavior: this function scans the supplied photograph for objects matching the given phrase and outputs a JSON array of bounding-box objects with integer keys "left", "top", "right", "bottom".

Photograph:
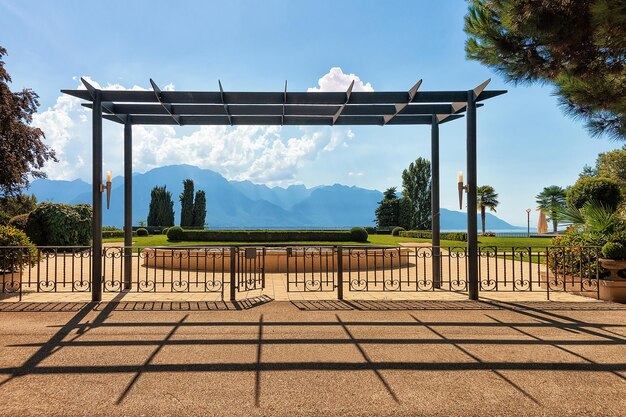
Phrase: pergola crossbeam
[
  {"left": 332, "top": 80, "right": 354, "bottom": 125},
  {"left": 150, "top": 78, "right": 180, "bottom": 125},
  {"left": 218, "top": 80, "right": 233, "bottom": 126},
  {"left": 383, "top": 80, "right": 422, "bottom": 125}
]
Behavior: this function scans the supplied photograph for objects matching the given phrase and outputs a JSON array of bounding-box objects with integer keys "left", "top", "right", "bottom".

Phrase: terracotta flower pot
[{"left": 598, "top": 258, "right": 626, "bottom": 281}]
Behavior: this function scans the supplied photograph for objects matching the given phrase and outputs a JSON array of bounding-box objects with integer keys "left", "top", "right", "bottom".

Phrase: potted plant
[
  {"left": 0, "top": 225, "right": 37, "bottom": 291},
  {"left": 599, "top": 242, "right": 626, "bottom": 280}
]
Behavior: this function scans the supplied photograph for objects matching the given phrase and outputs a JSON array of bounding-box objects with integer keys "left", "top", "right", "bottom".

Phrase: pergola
[{"left": 62, "top": 78, "right": 506, "bottom": 302}]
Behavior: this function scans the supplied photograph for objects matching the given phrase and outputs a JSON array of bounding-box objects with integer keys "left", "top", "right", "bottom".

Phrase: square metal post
[
  {"left": 466, "top": 91, "right": 479, "bottom": 300},
  {"left": 230, "top": 247, "right": 237, "bottom": 302},
  {"left": 123, "top": 121, "right": 133, "bottom": 289},
  {"left": 431, "top": 115, "right": 441, "bottom": 288},
  {"left": 92, "top": 90, "right": 103, "bottom": 302},
  {"left": 336, "top": 246, "right": 344, "bottom": 300}
]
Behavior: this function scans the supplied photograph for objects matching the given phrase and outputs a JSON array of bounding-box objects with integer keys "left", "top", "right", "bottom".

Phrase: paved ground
[{"left": 0, "top": 300, "right": 625, "bottom": 416}]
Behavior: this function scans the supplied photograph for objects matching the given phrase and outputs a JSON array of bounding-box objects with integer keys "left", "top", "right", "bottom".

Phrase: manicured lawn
[{"left": 104, "top": 233, "right": 555, "bottom": 248}]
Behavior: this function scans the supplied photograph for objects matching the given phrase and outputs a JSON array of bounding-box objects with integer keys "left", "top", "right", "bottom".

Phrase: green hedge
[
  {"left": 399, "top": 230, "right": 468, "bottom": 242},
  {"left": 168, "top": 229, "right": 367, "bottom": 243},
  {"left": 102, "top": 230, "right": 137, "bottom": 239}
]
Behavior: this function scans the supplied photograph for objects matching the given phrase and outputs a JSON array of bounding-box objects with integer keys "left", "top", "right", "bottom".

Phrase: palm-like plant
[
  {"left": 558, "top": 201, "right": 622, "bottom": 234},
  {"left": 477, "top": 185, "right": 499, "bottom": 235},
  {"left": 536, "top": 185, "right": 566, "bottom": 233}
]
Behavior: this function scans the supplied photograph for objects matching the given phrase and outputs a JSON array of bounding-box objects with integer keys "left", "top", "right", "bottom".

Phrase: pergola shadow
[{"left": 1, "top": 302, "right": 626, "bottom": 410}]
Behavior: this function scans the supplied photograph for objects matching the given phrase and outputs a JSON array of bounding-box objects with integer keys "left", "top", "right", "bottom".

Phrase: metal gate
[{"left": 230, "top": 247, "right": 266, "bottom": 299}]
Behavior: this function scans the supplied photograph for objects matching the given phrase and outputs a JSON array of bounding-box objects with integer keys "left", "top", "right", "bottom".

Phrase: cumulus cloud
[
  {"left": 33, "top": 68, "right": 372, "bottom": 185},
  {"left": 307, "top": 67, "right": 374, "bottom": 92}
]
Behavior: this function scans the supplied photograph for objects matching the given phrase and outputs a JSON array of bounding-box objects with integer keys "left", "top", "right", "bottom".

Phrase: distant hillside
[{"left": 27, "top": 164, "right": 522, "bottom": 230}]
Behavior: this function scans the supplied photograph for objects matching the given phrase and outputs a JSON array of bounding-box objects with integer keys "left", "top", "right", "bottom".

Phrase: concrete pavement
[{"left": 0, "top": 300, "right": 625, "bottom": 416}]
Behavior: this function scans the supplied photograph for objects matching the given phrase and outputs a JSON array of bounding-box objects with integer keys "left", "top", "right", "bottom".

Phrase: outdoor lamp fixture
[
  {"left": 526, "top": 208, "right": 531, "bottom": 237},
  {"left": 457, "top": 171, "right": 468, "bottom": 209},
  {"left": 100, "top": 171, "right": 112, "bottom": 209}
]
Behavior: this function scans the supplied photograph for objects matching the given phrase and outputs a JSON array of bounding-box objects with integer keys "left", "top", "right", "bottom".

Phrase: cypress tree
[
  {"left": 147, "top": 185, "right": 175, "bottom": 227},
  {"left": 192, "top": 190, "right": 206, "bottom": 228},
  {"left": 179, "top": 179, "right": 194, "bottom": 227}
]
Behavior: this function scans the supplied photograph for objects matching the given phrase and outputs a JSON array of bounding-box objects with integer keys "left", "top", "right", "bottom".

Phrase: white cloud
[
  {"left": 307, "top": 67, "right": 374, "bottom": 92},
  {"left": 34, "top": 68, "right": 373, "bottom": 185}
]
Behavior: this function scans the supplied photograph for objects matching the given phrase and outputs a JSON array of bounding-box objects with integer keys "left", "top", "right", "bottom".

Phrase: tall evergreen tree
[
  {"left": 147, "top": 185, "right": 174, "bottom": 227},
  {"left": 179, "top": 179, "right": 194, "bottom": 227},
  {"left": 374, "top": 187, "right": 399, "bottom": 227},
  {"left": 401, "top": 158, "right": 432, "bottom": 230},
  {"left": 464, "top": 0, "right": 626, "bottom": 139},
  {"left": 192, "top": 190, "right": 207, "bottom": 228},
  {"left": 0, "top": 46, "right": 56, "bottom": 195}
]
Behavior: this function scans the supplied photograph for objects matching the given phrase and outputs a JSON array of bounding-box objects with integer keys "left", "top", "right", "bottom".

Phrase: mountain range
[{"left": 27, "top": 164, "right": 522, "bottom": 230}]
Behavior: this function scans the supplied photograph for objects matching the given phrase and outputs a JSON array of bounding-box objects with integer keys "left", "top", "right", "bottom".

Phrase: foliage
[
  {"left": 136, "top": 228, "right": 149, "bottom": 237},
  {"left": 0, "top": 194, "right": 37, "bottom": 217},
  {"left": 7, "top": 213, "right": 28, "bottom": 231},
  {"left": 548, "top": 232, "right": 605, "bottom": 278},
  {"left": 138, "top": 220, "right": 146, "bottom": 227},
  {"left": 0, "top": 47, "right": 57, "bottom": 195},
  {"left": 566, "top": 177, "right": 622, "bottom": 210},
  {"left": 558, "top": 201, "right": 623, "bottom": 234},
  {"left": 391, "top": 226, "right": 405, "bottom": 236},
  {"left": 0, "top": 225, "right": 37, "bottom": 272},
  {"left": 397, "top": 197, "right": 414, "bottom": 230},
  {"left": 477, "top": 185, "right": 499, "bottom": 235},
  {"left": 192, "top": 190, "right": 206, "bottom": 228},
  {"left": 0, "top": 211, "right": 10, "bottom": 225},
  {"left": 173, "top": 229, "right": 367, "bottom": 243},
  {"left": 102, "top": 226, "right": 119, "bottom": 231},
  {"left": 350, "top": 227, "right": 369, "bottom": 242},
  {"left": 399, "top": 230, "right": 468, "bottom": 242},
  {"left": 365, "top": 226, "right": 376, "bottom": 235},
  {"left": 179, "top": 179, "right": 194, "bottom": 227},
  {"left": 147, "top": 186, "right": 174, "bottom": 227},
  {"left": 101, "top": 230, "right": 137, "bottom": 239},
  {"left": 167, "top": 226, "right": 184, "bottom": 241},
  {"left": 601, "top": 242, "right": 626, "bottom": 260},
  {"left": 375, "top": 187, "right": 399, "bottom": 227},
  {"left": 162, "top": 227, "right": 169, "bottom": 235},
  {"left": 24, "top": 203, "right": 91, "bottom": 246},
  {"left": 402, "top": 158, "right": 431, "bottom": 229},
  {"left": 536, "top": 185, "right": 567, "bottom": 233},
  {"left": 464, "top": 1, "right": 626, "bottom": 139}
]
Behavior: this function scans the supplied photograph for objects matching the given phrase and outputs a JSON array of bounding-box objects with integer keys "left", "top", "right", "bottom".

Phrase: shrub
[
  {"left": 102, "top": 226, "right": 119, "bottom": 231},
  {"left": 601, "top": 242, "right": 626, "bottom": 260},
  {"left": 482, "top": 231, "right": 496, "bottom": 237},
  {"left": 548, "top": 232, "right": 605, "bottom": 278},
  {"left": 350, "top": 227, "right": 369, "bottom": 242},
  {"left": 399, "top": 230, "right": 468, "bottom": 242},
  {"left": 0, "top": 211, "right": 11, "bottom": 226},
  {"left": 0, "top": 225, "right": 38, "bottom": 272},
  {"left": 365, "top": 226, "right": 376, "bottom": 235},
  {"left": 170, "top": 229, "right": 361, "bottom": 243},
  {"left": 162, "top": 227, "right": 169, "bottom": 235},
  {"left": 8, "top": 213, "right": 29, "bottom": 231},
  {"left": 167, "top": 226, "right": 184, "bottom": 241},
  {"left": 136, "top": 228, "right": 149, "bottom": 237},
  {"left": 25, "top": 203, "right": 92, "bottom": 246},
  {"left": 391, "top": 226, "right": 405, "bottom": 236},
  {"left": 567, "top": 177, "right": 622, "bottom": 210}
]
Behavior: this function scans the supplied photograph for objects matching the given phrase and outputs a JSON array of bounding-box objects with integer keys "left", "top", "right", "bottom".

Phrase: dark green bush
[
  {"left": 567, "top": 177, "right": 622, "bottom": 210},
  {"left": 25, "top": 203, "right": 92, "bottom": 246},
  {"left": 399, "top": 230, "right": 468, "bottom": 242},
  {"left": 391, "top": 226, "right": 405, "bottom": 236},
  {"left": 365, "top": 226, "right": 376, "bottom": 235},
  {"left": 0, "top": 211, "right": 11, "bottom": 226},
  {"left": 548, "top": 233, "right": 605, "bottom": 278},
  {"left": 162, "top": 227, "right": 169, "bottom": 235},
  {"left": 0, "top": 225, "right": 38, "bottom": 272},
  {"left": 102, "top": 226, "right": 119, "bottom": 231},
  {"left": 167, "top": 226, "right": 184, "bottom": 241},
  {"left": 350, "top": 227, "right": 369, "bottom": 242},
  {"left": 601, "top": 242, "right": 626, "bottom": 260},
  {"left": 170, "top": 229, "right": 362, "bottom": 243},
  {"left": 8, "top": 213, "right": 29, "bottom": 231},
  {"left": 136, "top": 228, "right": 149, "bottom": 237}
]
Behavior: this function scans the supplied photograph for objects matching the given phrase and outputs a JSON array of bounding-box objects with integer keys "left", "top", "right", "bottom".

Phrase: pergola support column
[
  {"left": 123, "top": 121, "right": 133, "bottom": 289},
  {"left": 431, "top": 115, "right": 441, "bottom": 288},
  {"left": 92, "top": 90, "right": 103, "bottom": 302},
  {"left": 466, "top": 90, "right": 479, "bottom": 300}
]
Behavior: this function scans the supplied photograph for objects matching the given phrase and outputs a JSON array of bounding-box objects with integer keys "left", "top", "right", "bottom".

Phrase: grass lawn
[{"left": 104, "top": 234, "right": 555, "bottom": 248}]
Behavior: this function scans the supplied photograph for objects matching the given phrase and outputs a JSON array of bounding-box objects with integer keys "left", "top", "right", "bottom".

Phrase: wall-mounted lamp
[
  {"left": 457, "top": 171, "right": 469, "bottom": 209},
  {"left": 100, "top": 171, "right": 112, "bottom": 209}
]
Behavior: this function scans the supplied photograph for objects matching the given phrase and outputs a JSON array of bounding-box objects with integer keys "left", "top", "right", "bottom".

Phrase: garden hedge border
[
  {"left": 399, "top": 230, "right": 468, "bottom": 241},
  {"left": 169, "top": 229, "right": 368, "bottom": 242}
]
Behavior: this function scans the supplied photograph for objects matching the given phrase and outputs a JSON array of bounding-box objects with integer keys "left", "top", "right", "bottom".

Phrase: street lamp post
[{"left": 526, "top": 208, "right": 531, "bottom": 237}]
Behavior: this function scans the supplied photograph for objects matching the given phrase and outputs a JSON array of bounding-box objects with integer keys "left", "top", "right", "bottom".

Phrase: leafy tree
[
  {"left": 192, "top": 190, "right": 206, "bottom": 228},
  {"left": 374, "top": 187, "right": 399, "bottom": 227},
  {"left": 398, "top": 197, "right": 414, "bottom": 230},
  {"left": 464, "top": 1, "right": 626, "bottom": 139},
  {"left": 0, "top": 193, "right": 37, "bottom": 224},
  {"left": 179, "top": 179, "right": 194, "bottom": 227},
  {"left": 567, "top": 177, "right": 622, "bottom": 210},
  {"left": 401, "top": 158, "right": 431, "bottom": 229},
  {"left": 536, "top": 185, "right": 567, "bottom": 233},
  {"left": 597, "top": 146, "right": 626, "bottom": 191},
  {"left": 147, "top": 186, "right": 174, "bottom": 227},
  {"left": 0, "top": 47, "right": 56, "bottom": 195},
  {"left": 476, "top": 185, "right": 499, "bottom": 235}
]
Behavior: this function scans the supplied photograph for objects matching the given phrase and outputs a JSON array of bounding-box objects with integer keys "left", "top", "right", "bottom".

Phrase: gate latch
[{"left": 245, "top": 248, "right": 257, "bottom": 259}]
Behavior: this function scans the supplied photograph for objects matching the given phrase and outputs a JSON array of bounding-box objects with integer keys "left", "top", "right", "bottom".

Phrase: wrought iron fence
[{"left": 0, "top": 244, "right": 603, "bottom": 300}]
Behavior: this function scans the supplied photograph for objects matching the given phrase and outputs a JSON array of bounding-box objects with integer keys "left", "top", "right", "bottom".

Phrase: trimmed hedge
[
  {"left": 350, "top": 227, "right": 368, "bottom": 242},
  {"left": 167, "top": 229, "right": 368, "bottom": 243},
  {"left": 136, "top": 228, "right": 149, "bottom": 237},
  {"left": 391, "top": 226, "right": 404, "bottom": 236},
  {"left": 167, "top": 226, "right": 184, "bottom": 241},
  {"left": 399, "top": 230, "right": 468, "bottom": 242},
  {"left": 102, "top": 230, "right": 137, "bottom": 239},
  {"left": 364, "top": 226, "right": 376, "bottom": 235}
]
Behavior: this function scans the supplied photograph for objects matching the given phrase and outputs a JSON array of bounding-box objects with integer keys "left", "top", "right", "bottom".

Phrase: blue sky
[{"left": 1, "top": 0, "right": 620, "bottom": 226}]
